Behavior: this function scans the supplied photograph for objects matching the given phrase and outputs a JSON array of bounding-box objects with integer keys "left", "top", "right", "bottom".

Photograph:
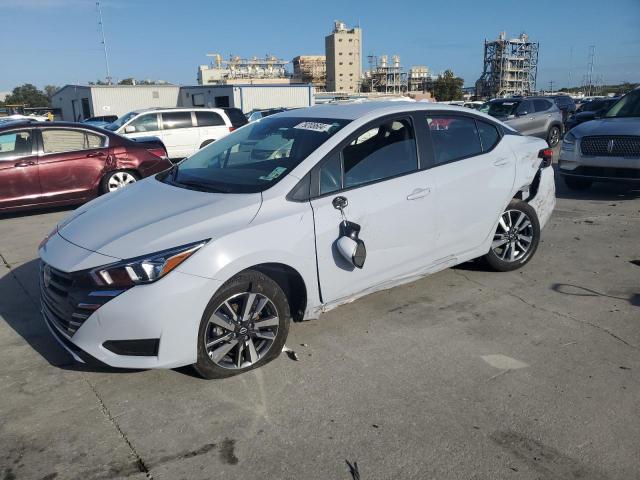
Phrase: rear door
[
  {"left": 194, "top": 110, "right": 229, "bottom": 149},
  {"left": 310, "top": 115, "right": 439, "bottom": 304},
  {"left": 0, "top": 128, "right": 41, "bottom": 210},
  {"left": 37, "top": 128, "right": 109, "bottom": 202},
  {"left": 160, "top": 111, "right": 199, "bottom": 159},
  {"left": 533, "top": 99, "right": 554, "bottom": 136},
  {"left": 425, "top": 114, "right": 515, "bottom": 257},
  {"left": 510, "top": 100, "right": 536, "bottom": 135}
]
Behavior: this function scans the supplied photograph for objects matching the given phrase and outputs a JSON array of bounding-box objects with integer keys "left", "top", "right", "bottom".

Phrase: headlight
[
  {"left": 90, "top": 240, "right": 208, "bottom": 287},
  {"left": 561, "top": 132, "right": 576, "bottom": 151}
]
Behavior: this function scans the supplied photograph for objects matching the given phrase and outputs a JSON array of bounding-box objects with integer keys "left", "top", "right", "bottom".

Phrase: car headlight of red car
[{"left": 90, "top": 240, "right": 208, "bottom": 288}]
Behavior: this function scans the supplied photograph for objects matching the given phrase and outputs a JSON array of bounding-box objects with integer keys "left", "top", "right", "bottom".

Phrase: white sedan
[{"left": 39, "top": 102, "right": 555, "bottom": 378}]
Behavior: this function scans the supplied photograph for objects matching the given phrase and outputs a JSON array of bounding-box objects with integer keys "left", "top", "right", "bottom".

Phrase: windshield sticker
[
  {"left": 259, "top": 166, "right": 287, "bottom": 181},
  {"left": 294, "top": 121, "right": 334, "bottom": 132}
]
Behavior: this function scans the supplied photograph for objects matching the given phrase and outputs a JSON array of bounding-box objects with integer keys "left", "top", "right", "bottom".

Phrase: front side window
[
  {"left": 0, "top": 130, "right": 33, "bottom": 160},
  {"left": 427, "top": 116, "right": 482, "bottom": 164},
  {"left": 342, "top": 118, "right": 417, "bottom": 189},
  {"left": 165, "top": 116, "right": 349, "bottom": 193},
  {"left": 162, "top": 111, "right": 193, "bottom": 130},
  {"left": 128, "top": 114, "right": 159, "bottom": 132}
]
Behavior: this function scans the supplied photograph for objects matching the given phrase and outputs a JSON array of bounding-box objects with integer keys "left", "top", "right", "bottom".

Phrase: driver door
[{"left": 310, "top": 116, "right": 439, "bottom": 305}]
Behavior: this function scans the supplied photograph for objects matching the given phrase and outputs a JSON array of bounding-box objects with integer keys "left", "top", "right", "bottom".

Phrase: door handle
[
  {"left": 14, "top": 160, "right": 36, "bottom": 167},
  {"left": 493, "top": 158, "right": 511, "bottom": 167},
  {"left": 407, "top": 187, "right": 431, "bottom": 200},
  {"left": 86, "top": 151, "right": 105, "bottom": 158},
  {"left": 529, "top": 117, "right": 535, "bottom": 120}
]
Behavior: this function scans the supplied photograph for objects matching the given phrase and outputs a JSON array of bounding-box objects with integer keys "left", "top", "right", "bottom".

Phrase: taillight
[
  {"left": 228, "top": 127, "right": 236, "bottom": 133},
  {"left": 538, "top": 148, "right": 553, "bottom": 168}
]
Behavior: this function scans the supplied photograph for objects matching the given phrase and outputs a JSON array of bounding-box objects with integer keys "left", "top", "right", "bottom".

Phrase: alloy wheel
[
  {"left": 549, "top": 127, "right": 560, "bottom": 146},
  {"left": 204, "top": 292, "right": 279, "bottom": 370},
  {"left": 492, "top": 209, "right": 534, "bottom": 262},
  {"left": 107, "top": 171, "right": 137, "bottom": 192}
]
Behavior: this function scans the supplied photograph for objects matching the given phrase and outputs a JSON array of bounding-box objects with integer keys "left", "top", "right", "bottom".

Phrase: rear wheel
[
  {"left": 547, "top": 125, "right": 561, "bottom": 147},
  {"left": 564, "top": 176, "right": 592, "bottom": 191},
  {"left": 199, "top": 139, "right": 214, "bottom": 149},
  {"left": 194, "top": 270, "right": 291, "bottom": 379},
  {"left": 100, "top": 170, "right": 139, "bottom": 194},
  {"left": 483, "top": 200, "right": 540, "bottom": 272}
]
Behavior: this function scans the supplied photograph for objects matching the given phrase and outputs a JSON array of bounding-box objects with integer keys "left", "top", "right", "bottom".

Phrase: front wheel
[
  {"left": 483, "top": 200, "right": 540, "bottom": 272},
  {"left": 194, "top": 270, "right": 291, "bottom": 379},
  {"left": 547, "top": 125, "right": 561, "bottom": 147}
]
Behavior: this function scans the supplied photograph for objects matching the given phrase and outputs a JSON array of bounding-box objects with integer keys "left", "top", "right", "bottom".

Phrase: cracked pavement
[{"left": 1, "top": 169, "right": 639, "bottom": 479}]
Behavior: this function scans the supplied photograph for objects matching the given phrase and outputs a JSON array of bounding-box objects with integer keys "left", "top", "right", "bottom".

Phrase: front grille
[
  {"left": 569, "top": 166, "right": 640, "bottom": 180},
  {"left": 581, "top": 136, "right": 640, "bottom": 157},
  {"left": 40, "top": 262, "right": 123, "bottom": 338}
]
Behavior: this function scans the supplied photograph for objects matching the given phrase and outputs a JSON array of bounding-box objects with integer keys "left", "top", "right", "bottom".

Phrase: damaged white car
[{"left": 38, "top": 102, "right": 555, "bottom": 378}]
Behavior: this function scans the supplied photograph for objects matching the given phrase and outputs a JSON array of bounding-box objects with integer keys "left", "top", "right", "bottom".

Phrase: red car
[{"left": 0, "top": 121, "right": 172, "bottom": 213}]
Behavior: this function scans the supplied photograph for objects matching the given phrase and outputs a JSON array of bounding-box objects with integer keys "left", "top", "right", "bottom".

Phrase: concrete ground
[{"left": 1, "top": 168, "right": 639, "bottom": 480}]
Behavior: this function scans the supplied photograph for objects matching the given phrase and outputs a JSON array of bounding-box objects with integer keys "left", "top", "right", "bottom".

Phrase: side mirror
[
  {"left": 337, "top": 235, "right": 366, "bottom": 269},
  {"left": 124, "top": 125, "right": 136, "bottom": 133}
]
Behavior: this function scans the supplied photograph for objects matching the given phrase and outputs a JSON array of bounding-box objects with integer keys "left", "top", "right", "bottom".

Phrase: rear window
[
  {"left": 486, "top": 101, "right": 519, "bottom": 117},
  {"left": 195, "top": 111, "right": 225, "bottom": 127},
  {"left": 224, "top": 108, "right": 249, "bottom": 128}
]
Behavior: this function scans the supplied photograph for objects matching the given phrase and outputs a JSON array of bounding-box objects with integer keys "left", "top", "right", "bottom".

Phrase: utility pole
[
  {"left": 586, "top": 45, "right": 595, "bottom": 97},
  {"left": 549, "top": 80, "right": 554, "bottom": 94},
  {"left": 568, "top": 46, "right": 573, "bottom": 87},
  {"left": 96, "top": 1, "right": 112, "bottom": 85}
]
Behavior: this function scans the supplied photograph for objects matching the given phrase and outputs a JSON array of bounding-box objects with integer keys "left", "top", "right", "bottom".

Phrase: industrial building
[
  {"left": 292, "top": 55, "right": 326, "bottom": 91},
  {"left": 51, "top": 84, "right": 180, "bottom": 122},
  {"left": 197, "top": 54, "right": 291, "bottom": 85},
  {"left": 325, "top": 21, "right": 362, "bottom": 93},
  {"left": 408, "top": 66, "right": 436, "bottom": 92},
  {"left": 363, "top": 55, "right": 407, "bottom": 94},
  {"left": 476, "top": 31, "right": 539, "bottom": 99},
  {"left": 178, "top": 84, "right": 314, "bottom": 113}
]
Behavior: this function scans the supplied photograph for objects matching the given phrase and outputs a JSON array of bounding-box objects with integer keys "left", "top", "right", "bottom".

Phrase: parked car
[
  {"left": 246, "top": 108, "right": 286, "bottom": 123},
  {"left": 559, "top": 87, "right": 640, "bottom": 190},
  {"left": 104, "top": 107, "right": 248, "bottom": 160},
  {"left": 0, "top": 121, "right": 171, "bottom": 213},
  {"left": 566, "top": 97, "right": 619, "bottom": 130},
  {"left": 548, "top": 95, "right": 576, "bottom": 124},
  {"left": 39, "top": 102, "right": 555, "bottom": 378},
  {"left": 82, "top": 115, "right": 118, "bottom": 128},
  {"left": 481, "top": 97, "right": 564, "bottom": 146}
]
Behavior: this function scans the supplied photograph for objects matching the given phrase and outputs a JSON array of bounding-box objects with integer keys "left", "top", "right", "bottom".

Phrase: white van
[{"left": 105, "top": 108, "right": 248, "bottom": 159}]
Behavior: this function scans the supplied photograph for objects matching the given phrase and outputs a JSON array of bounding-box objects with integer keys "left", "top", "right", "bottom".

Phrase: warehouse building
[
  {"left": 178, "top": 84, "right": 314, "bottom": 113},
  {"left": 51, "top": 85, "right": 180, "bottom": 121}
]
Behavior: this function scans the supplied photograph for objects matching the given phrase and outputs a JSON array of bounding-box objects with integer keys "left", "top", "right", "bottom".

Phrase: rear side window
[
  {"left": 224, "top": 108, "right": 249, "bottom": 128},
  {"left": 427, "top": 116, "right": 482, "bottom": 164},
  {"left": 342, "top": 118, "right": 418, "bottom": 189},
  {"left": 516, "top": 100, "right": 533, "bottom": 115},
  {"left": 0, "top": 130, "right": 33, "bottom": 159},
  {"left": 534, "top": 99, "right": 552, "bottom": 112},
  {"left": 162, "top": 112, "right": 193, "bottom": 130},
  {"left": 195, "top": 111, "right": 225, "bottom": 127},
  {"left": 476, "top": 121, "right": 500, "bottom": 151},
  {"left": 41, "top": 129, "right": 105, "bottom": 154}
]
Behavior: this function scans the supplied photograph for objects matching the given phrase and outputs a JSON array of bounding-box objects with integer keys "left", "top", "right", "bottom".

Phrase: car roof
[
  {"left": 274, "top": 101, "right": 480, "bottom": 120},
  {"left": 131, "top": 107, "right": 227, "bottom": 114},
  {"left": 0, "top": 120, "right": 112, "bottom": 133}
]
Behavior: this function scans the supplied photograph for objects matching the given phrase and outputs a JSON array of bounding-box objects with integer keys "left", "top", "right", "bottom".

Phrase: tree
[
  {"left": 118, "top": 78, "right": 135, "bottom": 85},
  {"left": 44, "top": 85, "right": 60, "bottom": 101},
  {"left": 432, "top": 70, "right": 464, "bottom": 102},
  {"left": 4, "top": 83, "right": 50, "bottom": 107}
]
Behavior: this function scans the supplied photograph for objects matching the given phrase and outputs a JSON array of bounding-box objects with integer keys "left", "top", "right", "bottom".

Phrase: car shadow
[{"left": 0, "top": 259, "right": 145, "bottom": 374}]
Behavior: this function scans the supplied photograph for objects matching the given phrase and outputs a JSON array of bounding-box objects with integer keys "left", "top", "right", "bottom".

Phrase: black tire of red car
[
  {"left": 194, "top": 269, "right": 291, "bottom": 379},
  {"left": 563, "top": 176, "right": 592, "bottom": 191},
  {"left": 100, "top": 170, "right": 140, "bottom": 194},
  {"left": 482, "top": 199, "right": 541, "bottom": 272},
  {"left": 547, "top": 126, "right": 561, "bottom": 147}
]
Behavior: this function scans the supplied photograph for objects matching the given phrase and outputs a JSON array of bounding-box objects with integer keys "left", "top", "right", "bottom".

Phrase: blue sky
[{"left": 1, "top": 0, "right": 638, "bottom": 92}]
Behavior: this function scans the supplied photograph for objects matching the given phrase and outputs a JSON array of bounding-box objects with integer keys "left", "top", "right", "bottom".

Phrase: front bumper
[
  {"left": 559, "top": 143, "right": 640, "bottom": 182},
  {"left": 40, "top": 255, "right": 223, "bottom": 369}
]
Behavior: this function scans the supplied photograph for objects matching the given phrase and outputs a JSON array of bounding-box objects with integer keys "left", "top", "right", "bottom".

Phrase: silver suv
[
  {"left": 559, "top": 88, "right": 640, "bottom": 190},
  {"left": 481, "top": 97, "right": 564, "bottom": 146}
]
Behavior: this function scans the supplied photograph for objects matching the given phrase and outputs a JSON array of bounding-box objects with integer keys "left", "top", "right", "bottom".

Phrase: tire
[
  {"left": 100, "top": 170, "right": 139, "bottom": 194},
  {"left": 483, "top": 199, "right": 541, "bottom": 272},
  {"left": 194, "top": 269, "right": 291, "bottom": 379},
  {"left": 199, "top": 139, "right": 214, "bottom": 149},
  {"left": 564, "top": 176, "right": 592, "bottom": 191},
  {"left": 547, "top": 125, "right": 561, "bottom": 147}
]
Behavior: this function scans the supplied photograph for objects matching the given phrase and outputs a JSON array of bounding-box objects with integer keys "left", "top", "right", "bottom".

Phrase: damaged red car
[{"left": 0, "top": 121, "right": 171, "bottom": 213}]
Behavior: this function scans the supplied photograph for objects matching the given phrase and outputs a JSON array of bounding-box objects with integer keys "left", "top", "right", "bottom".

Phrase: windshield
[
  {"left": 605, "top": 90, "right": 640, "bottom": 118},
  {"left": 162, "top": 116, "right": 350, "bottom": 193},
  {"left": 104, "top": 111, "right": 137, "bottom": 131},
  {"left": 485, "top": 101, "right": 520, "bottom": 117}
]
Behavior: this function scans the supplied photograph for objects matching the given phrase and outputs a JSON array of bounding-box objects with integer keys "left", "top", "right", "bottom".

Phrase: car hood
[
  {"left": 57, "top": 177, "right": 262, "bottom": 260},
  {"left": 570, "top": 117, "right": 640, "bottom": 137}
]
